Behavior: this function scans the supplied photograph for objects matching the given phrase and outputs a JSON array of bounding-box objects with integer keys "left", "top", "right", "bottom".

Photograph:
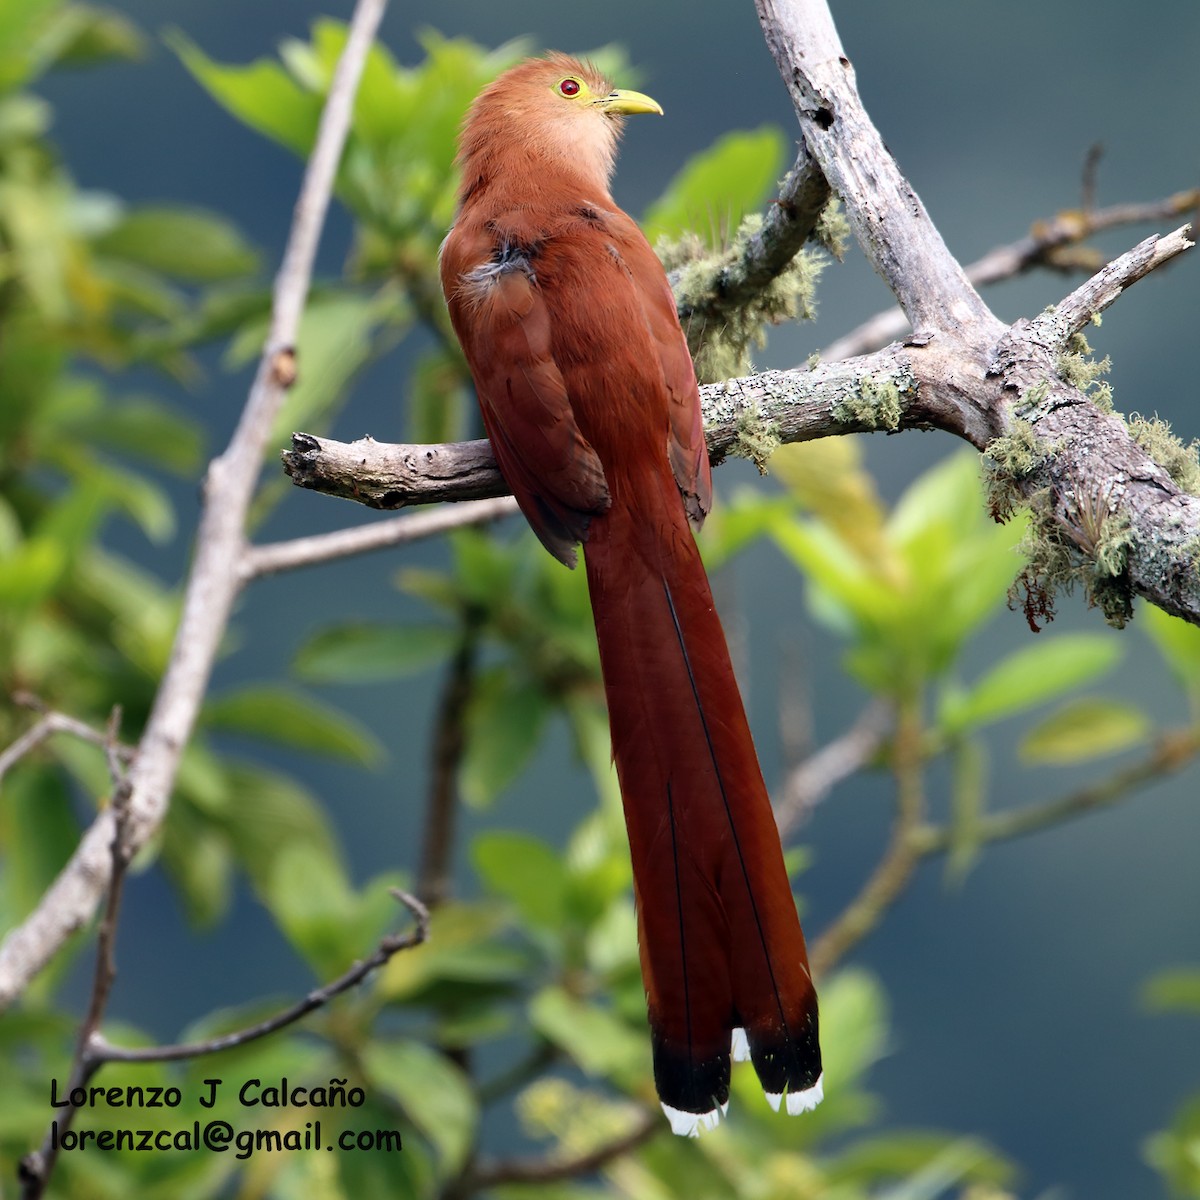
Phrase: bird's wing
[{"left": 441, "top": 223, "right": 611, "bottom": 568}]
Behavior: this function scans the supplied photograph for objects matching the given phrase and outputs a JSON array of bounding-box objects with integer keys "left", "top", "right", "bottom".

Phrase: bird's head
[{"left": 457, "top": 53, "right": 662, "bottom": 197}]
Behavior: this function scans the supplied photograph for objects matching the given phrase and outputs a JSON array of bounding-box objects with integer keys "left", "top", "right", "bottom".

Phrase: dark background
[{"left": 40, "top": 1, "right": 1200, "bottom": 1195}]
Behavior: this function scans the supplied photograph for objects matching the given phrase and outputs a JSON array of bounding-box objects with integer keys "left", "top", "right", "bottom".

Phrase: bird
[{"left": 439, "top": 53, "right": 821, "bottom": 1137}]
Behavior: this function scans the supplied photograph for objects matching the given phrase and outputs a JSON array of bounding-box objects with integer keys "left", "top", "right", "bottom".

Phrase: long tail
[{"left": 583, "top": 475, "right": 821, "bottom": 1136}]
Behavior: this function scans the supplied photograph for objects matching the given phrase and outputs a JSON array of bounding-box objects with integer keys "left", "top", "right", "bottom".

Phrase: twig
[
  {"left": 804, "top": 729, "right": 1200, "bottom": 989},
  {"left": 241, "top": 496, "right": 520, "bottom": 580},
  {"left": 1081, "top": 143, "right": 1104, "bottom": 214},
  {"left": 0, "top": 0, "right": 390, "bottom": 1009},
  {"left": 93, "top": 890, "right": 429, "bottom": 1065},
  {"left": 417, "top": 623, "right": 481, "bottom": 908},
  {"left": 808, "top": 701, "right": 925, "bottom": 978},
  {"left": 775, "top": 699, "right": 892, "bottom": 837},
  {"left": 464, "top": 1107, "right": 661, "bottom": 1191},
  {"left": 0, "top": 709, "right": 133, "bottom": 788},
  {"left": 913, "top": 728, "right": 1200, "bottom": 856},
  {"left": 820, "top": 190, "right": 1200, "bottom": 362},
  {"left": 20, "top": 720, "right": 135, "bottom": 1199}
]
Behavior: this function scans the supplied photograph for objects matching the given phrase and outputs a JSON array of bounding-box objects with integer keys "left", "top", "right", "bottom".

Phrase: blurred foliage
[
  {"left": 0, "top": 13, "right": 1197, "bottom": 1200},
  {"left": 1143, "top": 967, "right": 1200, "bottom": 1197}
]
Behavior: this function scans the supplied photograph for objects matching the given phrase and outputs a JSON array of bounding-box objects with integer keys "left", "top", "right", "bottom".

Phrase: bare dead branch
[
  {"left": 0, "top": 0, "right": 391, "bottom": 1011},
  {"left": 1047, "top": 224, "right": 1194, "bottom": 340},
  {"left": 20, "top": 732, "right": 135, "bottom": 1199},
  {"left": 755, "top": 0, "right": 999, "bottom": 342},
  {"left": 821, "top": 190, "right": 1200, "bottom": 362}
]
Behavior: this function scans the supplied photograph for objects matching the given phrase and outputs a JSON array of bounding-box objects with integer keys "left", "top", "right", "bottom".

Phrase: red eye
[{"left": 559, "top": 78, "right": 581, "bottom": 97}]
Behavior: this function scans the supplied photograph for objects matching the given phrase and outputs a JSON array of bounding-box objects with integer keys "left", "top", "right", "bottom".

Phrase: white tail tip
[
  {"left": 765, "top": 1073, "right": 824, "bottom": 1116},
  {"left": 730, "top": 1026, "right": 751, "bottom": 1062},
  {"left": 661, "top": 1102, "right": 724, "bottom": 1137}
]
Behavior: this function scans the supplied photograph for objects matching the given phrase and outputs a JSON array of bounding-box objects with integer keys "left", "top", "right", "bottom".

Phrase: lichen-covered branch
[
  {"left": 670, "top": 143, "right": 833, "bottom": 334},
  {"left": 281, "top": 226, "right": 1200, "bottom": 624}
]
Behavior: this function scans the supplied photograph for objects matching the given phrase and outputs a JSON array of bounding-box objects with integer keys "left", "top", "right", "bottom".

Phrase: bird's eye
[{"left": 558, "top": 78, "right": 581, "bottom": 97}]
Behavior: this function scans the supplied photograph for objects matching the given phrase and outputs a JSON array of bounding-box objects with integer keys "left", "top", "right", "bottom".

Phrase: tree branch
[
  {"left": 92, "top": 890, "right": 429, "bottom": 1065},
  {"left": 0, "top": 0, "right": 390, "bottom": 1010},
  {"left": 278, "top": 209, "right": 1198, "bottom": 622},
  {"left": 774, "top": 699, "right": 892, "bottom": 838},
  {"left": 1045, "top": 224, "right": 1194, "bottom": 340},
  {"left": 20, "top": 724, "right": 135, "bottom": 1198},
  {"left": 0, "top": 704, "right": 133, "bottom": 788},
  {"left": 417, "top": 623, "right": 480, "bottom": 908},
  {"left": 241, "top": 496, "right": 519, "bottom": 580}
]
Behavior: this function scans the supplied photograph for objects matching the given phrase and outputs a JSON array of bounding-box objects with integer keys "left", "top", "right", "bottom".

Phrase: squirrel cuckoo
[{"left": 440, "top": 54, "right": 821, "bottom": 1135}]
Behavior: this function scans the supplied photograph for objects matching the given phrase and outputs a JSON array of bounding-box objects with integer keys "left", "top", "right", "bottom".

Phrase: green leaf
[
  {"left": 407, "top": 348, "right": 469, "bottom": 444},
  {"left": 294, "top": 622, "right": 455, "bottom": 683},
  {"left": 472, "top": 831, "right": 569, "bottom": 931},
  {"left": 0, "top": 765, "right": 79, "bottom": 924},
  {"left": 1143, "top": 968, "right": 1200, "bottom": 1016},
  {"left": 450, "top": 527, "right": 520, "bottom": 606},
  {"left": 219, "top": 762, "right": 341, "bottom": 900},
  {"left": 47, "top": 4, "right": 145, "bottom": 68},
  {"left": 1143, "top": 604, "right": 1200, "bottom": 711},
  {"left": 1020, "top": 698, "right": 1150, "bottom": 765},
  {"left": 461, "top": 670, "right": 549, "bottom": 807},
  {"left": 529, "top": 986, "right": 647, "bottom": 1085},
  {"left": 0, "top": 94, "right": 51, "bottom": 144},
  {"left": 160, "top": 799, "right": 233, "bottom": 927},
  {"left": 169, "top": 30, "right": 322, "bottom": 158},
  {"left": 360, "top": 1039, "right": 477, "bottom": 1176},
  {"left": 867, "top": 1139, "right": 1011, "bottom": 1200},
  {"left": 95, "top": 459, "right": 177, "bottom": 543},
  {"left": 93, "top": 206, "right": 259, "bottom": 282},
  {"left": 1145, "top": 1095, "right": 1200, "bottom": 1198},
  {"left": 203, "top": 683, "right": 383, "bottom": 765},
  {"left": 641, "top": 126, "right": 786, "bottom": 245},
  {"left": 0, "top": 538, "right": 64, "bottom": 609},
  {"left": 377, "top": 902, "right": 522, "bottom": 999},
  {"left": 828, "top": 1132, "right": 1013, "bottom": 1191},
  {"left": 942, "top": 633, "right": 1123, "bottom": 733},
  {"left": 266, "top": 842, "right": 359, "bottom": 974}
]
